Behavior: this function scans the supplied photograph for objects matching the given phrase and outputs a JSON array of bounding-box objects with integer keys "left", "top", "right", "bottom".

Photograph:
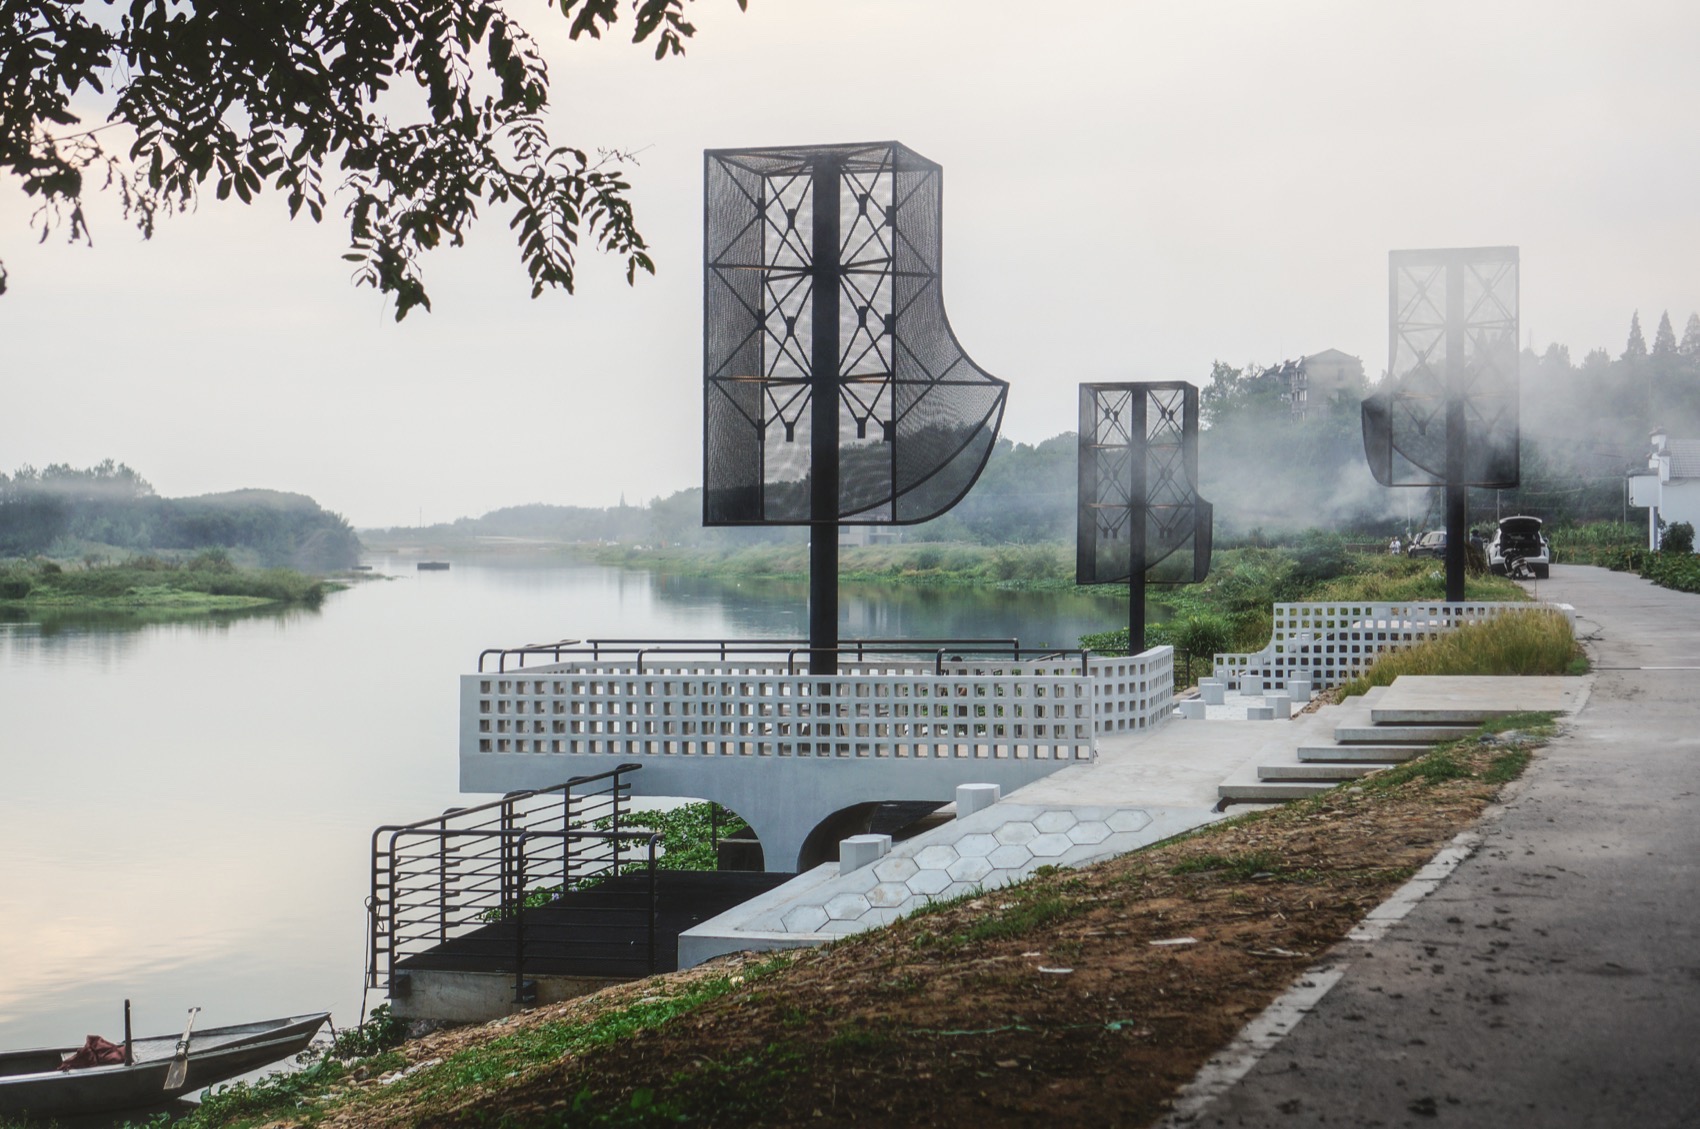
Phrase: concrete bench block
[
  {"left": 840, "top": 834, "right": 892, "bottom": 874},
  {"left": 1177, "top": 699, "right": 1207, "bottom": 719},
  {"left": 1246, "top": 705, "right": 1276, "bottom": 720},
  {"left": 1285, "top": 679, "right": 1313, "bottom": 701},
  {"left": 955, "top": 783, "right": 1000, "bottom": 819},
  {"left": 1265, "top": 692, "right": 1292, "bottom": 718},
  {"left": 1199, "top": 683, "right": 1226, "bottom": 705}
]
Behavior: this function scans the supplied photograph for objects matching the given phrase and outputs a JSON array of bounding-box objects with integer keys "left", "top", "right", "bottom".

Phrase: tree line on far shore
[
  {"left": 389, "top": 316, "right": 1689, "bottom": 551},
  {"left": 0, "top": 461, "right": 361, "bottom": 571}
]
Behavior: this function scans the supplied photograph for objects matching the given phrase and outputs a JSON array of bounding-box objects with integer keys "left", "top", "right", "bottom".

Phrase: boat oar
[{"left": 162, "top": 1007, "right": 201, "bottom": 1090}]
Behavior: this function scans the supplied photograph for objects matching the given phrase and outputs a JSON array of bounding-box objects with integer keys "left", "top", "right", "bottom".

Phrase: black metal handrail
[
  {"left": 477, "top": 637, "right": 1089, "bottom": 674},
  {"left": 367, "top": 764, "right": 645, "bottom": 992}
]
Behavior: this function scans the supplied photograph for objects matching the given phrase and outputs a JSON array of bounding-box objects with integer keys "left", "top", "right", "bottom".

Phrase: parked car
[
  {"left": 1489, "top": 515, "right": 1549, "bottom": 579},
  {"left": 1405, "top": 530, "right": 1446, "bottom": 559}
]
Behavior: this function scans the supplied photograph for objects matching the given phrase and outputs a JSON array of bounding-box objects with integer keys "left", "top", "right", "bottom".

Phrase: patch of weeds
[
  {"left": 401, "top": 958, "right": 793, "bottom": 1102},
  {"left": 1484, "top": 748, "right": 1532, "bottom": 785},
  {"left": 1171, "top": 850, "right": 1285, "bottom": 881},
  {"left": 908, "top": 887, "right": 984, "bottom": 918},
  {"left": 189, "top": 1055, "right": 349, "bottom": 1124},
  {"left": 1477, "top": 711, "right": 1560, "bottom": 740},
  {"left": 954, "top": 889, "right": 1081, "bottom": 946},
  {"left": 330, "top": 1003, "right": 408, "bottom": 1059},
  {"left": 549, "top": 1043, "right": 808, "bottom": 1127},
  {"left": 1360, "top": 746, "right": 1472, "bottom": 790}
]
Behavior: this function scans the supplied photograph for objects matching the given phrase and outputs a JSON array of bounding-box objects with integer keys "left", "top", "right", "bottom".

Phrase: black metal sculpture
[
  {"left": 703, "top": 142, "right": 1009, "bottom": 672},
  {"left": 1363, "top": 247, "right": 1519, "bottom": 601},
  {"left": 1077, "top": 382, "right": 1213, "bottom": 654}
]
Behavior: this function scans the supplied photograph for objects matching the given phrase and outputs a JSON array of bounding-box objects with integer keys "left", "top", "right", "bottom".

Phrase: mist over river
[{"left": 0, "top": 555, "right": 1123, "bottom": 1050}]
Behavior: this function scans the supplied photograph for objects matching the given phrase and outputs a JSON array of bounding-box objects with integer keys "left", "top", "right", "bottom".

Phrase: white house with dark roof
[{"left": 1628, "top": 429, "right": 1700, "bottom": 548}]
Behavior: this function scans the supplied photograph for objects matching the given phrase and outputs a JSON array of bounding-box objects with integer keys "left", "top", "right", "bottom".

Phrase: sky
[{"left": 4, "top": 0, "right": 1699, "bottom": 529}]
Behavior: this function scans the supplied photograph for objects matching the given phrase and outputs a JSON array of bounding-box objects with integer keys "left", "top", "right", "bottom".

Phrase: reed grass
[{"left": 1338, "top": 608, "right": 1584, "bottom": 698}]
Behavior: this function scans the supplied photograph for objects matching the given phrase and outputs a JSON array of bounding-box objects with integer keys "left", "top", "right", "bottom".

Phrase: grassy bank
[
  {"left": 0, "top": 552, "right": 338, "bottom": 613},
  {"left": 1338, "top": 607, "right": 1586, "bottom": 697},
  {"left": 148, "top": 715, "right": 1557, "bottom": 1129}
]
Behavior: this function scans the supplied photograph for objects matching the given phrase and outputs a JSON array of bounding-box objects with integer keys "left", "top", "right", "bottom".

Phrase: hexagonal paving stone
[
  {"left": 947, "top": 855, "right": 994, "bottom": 884},
  {"left": 873, "top": 856, "right": 920, "bottom": 884},
  {"left": 907, "top": 868, "right": 952, "bottom": 897},
  {"left": 954, "top": 833, "right": 1000, "bottom": 858},
  {"left": 867, "top": 882, "right": 911, "bottom": 908},
  {"left": 1034, "top": 810, "right": 1078, "bottom": 834},
  {"left": 993, "top": 821, "right": 1039, "bottom": 846},
  {"left": 781, "top": 904, "right": 830, "bottom": 933},
  {"left": 825, "top": 892, "right": 872, "bottom": 921},
  {"left": 987, "top": 843, "right": 1033, "bottom": 870},
  {"left": 821, "top": 918, "right": 868, "bottom": 935},
  {"left": 1027, "top": 832, "right": 1072, "bottom": 858},
  {"left": 1067, "top": 820, "right": 1112, "bottom": 845},
  {"left": 914, "top": 844, "right": 960, "bottom": 871},
  {"left": 1106, "top": 808, "right": 1153, "bottom": 833},
  {"left": 834, "top": 867, "right": 881, "bottom": 894}
]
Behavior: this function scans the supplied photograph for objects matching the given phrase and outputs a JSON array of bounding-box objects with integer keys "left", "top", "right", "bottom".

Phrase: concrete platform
[
  {"left": 1331, "top": 723, "right": 1478, "bottom": 743},
  {"left": 1258, "top": 762, "right": 1393, "bottom": 781},
  {"left": 1369, "top": 675, "right": 1587, "bottom": 724},
  {"left": 1219, "top": 780, "right": 1334, "bottom": 800},
  {"left": 1298, "top": 744, "right": 1429, "bottom": 763}
]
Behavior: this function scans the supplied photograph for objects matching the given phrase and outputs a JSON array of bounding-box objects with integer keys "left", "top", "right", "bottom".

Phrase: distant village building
[
  {"left": 1629, "top": 428, "right": 1700, "bottom": 549},
  {"left": 1287, "top": 349, "right": 1365, "bottom": 418}
]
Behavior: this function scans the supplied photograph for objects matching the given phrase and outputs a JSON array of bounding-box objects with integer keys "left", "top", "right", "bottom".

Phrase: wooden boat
[
  {"left": 0, "top": 1012, "right": 330, "bottom": 1119},
  {"left": 416, "top": 561, "right": 451, "bottom": 571}
]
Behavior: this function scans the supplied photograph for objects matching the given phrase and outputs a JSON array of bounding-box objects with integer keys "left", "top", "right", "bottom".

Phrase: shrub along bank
[{"left": 1551, "top": 520, "right": 1700, "bottom": 595}]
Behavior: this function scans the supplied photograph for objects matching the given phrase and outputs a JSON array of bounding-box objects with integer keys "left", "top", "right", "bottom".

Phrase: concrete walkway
[{"left": 1181, "top": 563, "right": 1700, "bottom": 1128}]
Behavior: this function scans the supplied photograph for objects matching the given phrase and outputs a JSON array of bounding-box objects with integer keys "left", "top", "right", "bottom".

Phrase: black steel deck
[{"left": 395, "top": 870, "right": 793, "bottom": 980}]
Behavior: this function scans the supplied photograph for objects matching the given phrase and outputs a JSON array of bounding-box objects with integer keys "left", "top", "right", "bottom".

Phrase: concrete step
[
  {"left": 1333, "top": 723, "right": 1476, "bottom": 743},
  {"left": 1219, "top": 780, "right": 1335, "bottom": 801},
  {"left": 1258, "top": 762, "right": 1394, "bottom": 781},
  {"left": 1298, "top": 744, "right": 1430, "bottom": 763}
]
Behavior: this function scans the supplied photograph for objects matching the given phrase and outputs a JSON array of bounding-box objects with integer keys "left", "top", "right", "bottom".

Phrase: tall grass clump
[{"left": 1339, "top": 608, "right": 1583, "bottom": 698}]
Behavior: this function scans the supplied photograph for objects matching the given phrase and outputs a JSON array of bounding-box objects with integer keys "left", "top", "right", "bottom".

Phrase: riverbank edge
[{"left": 163, "top": 713, "right": 1559, "bottom": 1129}]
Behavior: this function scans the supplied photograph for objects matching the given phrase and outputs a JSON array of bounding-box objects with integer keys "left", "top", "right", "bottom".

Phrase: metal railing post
[
  {"left": 647, "top": 837, "right": 658, "bottom": 973},
  {"left": 512, "top": 831, "right": 528, "bottom": 1004},
  {"left": 437, "top": 820, "right": 450, "bottom": 943}
]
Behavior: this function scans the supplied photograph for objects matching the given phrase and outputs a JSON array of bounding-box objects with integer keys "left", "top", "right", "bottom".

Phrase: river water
[{"left": 0, "top": 556, "right": 1124, "bottom": 1051}]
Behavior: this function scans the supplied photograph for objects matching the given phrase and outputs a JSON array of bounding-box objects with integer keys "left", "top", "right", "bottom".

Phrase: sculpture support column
[
  {"left": 1444, "top": 257, "right": 1467, "bottom": 603},
  {"left": 809, "top": 157, "right": 841, "bottom": 675}
]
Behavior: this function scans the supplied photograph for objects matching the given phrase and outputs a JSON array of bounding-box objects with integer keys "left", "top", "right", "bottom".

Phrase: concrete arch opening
[{"left": 797, "top": 799, "right": 953, "bottom": 873}]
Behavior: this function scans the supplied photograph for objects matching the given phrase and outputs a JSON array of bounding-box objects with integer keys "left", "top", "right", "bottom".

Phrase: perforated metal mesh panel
[
  {"left": 1363, "top": 247, "right": 1520, "bottom": 488},
  {"left": 703, "top": 142, "right": 1008, "bottom": 525},
  {"left": 1076, "top": 383, "right": 1212, "bottom": 585}
]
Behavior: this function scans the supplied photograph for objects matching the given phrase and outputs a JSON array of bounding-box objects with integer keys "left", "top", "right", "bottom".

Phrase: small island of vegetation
[{"left": 1, "top": 460, "right": 362, "bottom": 617}]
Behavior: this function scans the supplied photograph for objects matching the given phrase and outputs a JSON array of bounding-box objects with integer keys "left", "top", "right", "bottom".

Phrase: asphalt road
[{"left": 1188, "top": 564, "right": 1700, "bottom": 1128}]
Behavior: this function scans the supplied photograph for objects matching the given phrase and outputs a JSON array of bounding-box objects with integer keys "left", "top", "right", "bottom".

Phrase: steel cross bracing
[
  {"left": 1366, "top": 247, "right": 1520, "bottom": 489},
  {"left": 1077, "top": 382, "right": 1214, "bottom": 654}
]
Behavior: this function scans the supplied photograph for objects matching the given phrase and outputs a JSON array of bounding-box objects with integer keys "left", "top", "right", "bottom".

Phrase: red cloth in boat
[{"left": 58, "top": 1034, "right": 127, "bottom": 1071}]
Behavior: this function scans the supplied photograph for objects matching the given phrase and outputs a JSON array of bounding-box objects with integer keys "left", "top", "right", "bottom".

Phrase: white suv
[{"left": 1489, "top": 516, "right": 1549, "bottom": 579}]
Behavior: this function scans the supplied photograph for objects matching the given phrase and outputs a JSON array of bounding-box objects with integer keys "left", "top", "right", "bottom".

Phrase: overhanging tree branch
[{"left": 0, "top": 0, "right": 744, "bottom": 318}]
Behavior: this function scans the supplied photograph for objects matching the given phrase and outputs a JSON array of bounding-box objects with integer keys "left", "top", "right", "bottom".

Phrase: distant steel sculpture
[
  {"left": 703, "top": 142, "right": 1009, "bottom": 672},
  {"left": 1363, "top": 247, "right": 1519, "bottom": 601},
  {"left": 1077, "top": 382, "right": 1213, "bottom": 655}
]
